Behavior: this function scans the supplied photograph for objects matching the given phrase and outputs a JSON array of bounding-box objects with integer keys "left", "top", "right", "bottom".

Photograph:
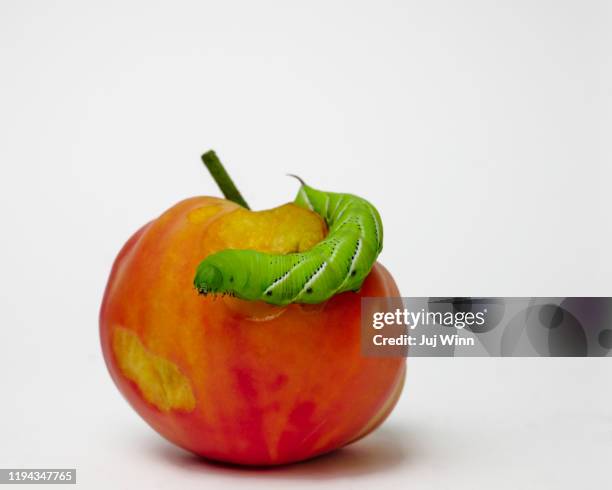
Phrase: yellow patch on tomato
[
  {"left": 112, "top": 327, "right": 196, "bottom": 412},
  {"left": 188, "top": 205, "right": 222, "bottom": 224},
  {"left": 204, "top": 203, "right": 327, "bottom": 255}
]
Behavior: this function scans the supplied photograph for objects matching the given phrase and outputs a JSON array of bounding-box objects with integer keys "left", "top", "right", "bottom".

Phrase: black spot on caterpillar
[{"left": 194, "top": 180, "right": 383, "bottom": 305}]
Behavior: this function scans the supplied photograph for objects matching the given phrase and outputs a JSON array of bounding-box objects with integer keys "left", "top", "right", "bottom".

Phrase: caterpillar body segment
[{"left": 194, "top": 183, "right": 383, "bottom": 305}]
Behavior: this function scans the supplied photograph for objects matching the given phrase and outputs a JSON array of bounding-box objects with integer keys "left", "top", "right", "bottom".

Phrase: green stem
[{"left": 201, "top": 150, "right": 250, "bottom": 209}]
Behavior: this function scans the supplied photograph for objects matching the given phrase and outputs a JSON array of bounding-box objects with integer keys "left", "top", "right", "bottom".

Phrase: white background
[{"left": 0, "top": 1, "right": 610, "bottom": 489}]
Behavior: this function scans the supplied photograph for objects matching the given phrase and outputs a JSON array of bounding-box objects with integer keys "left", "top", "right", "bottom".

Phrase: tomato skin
[{"left": 100, "top": 197, "right": 406, "bottom": 466}]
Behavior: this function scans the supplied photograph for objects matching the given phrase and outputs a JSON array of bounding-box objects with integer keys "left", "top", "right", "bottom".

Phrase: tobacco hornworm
[{"left": 194, "top": 180, "right": 383, "bottom": 305}]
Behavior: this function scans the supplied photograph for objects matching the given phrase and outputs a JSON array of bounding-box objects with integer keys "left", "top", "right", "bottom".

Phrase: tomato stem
[{"left": 201, "top": 150, "right": 250, "bottom": 209}]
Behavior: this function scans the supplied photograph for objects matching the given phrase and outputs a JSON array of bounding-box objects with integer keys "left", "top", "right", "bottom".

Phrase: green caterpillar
[{"left": 194, "top": 180, "right": 383, "bottom": 306}]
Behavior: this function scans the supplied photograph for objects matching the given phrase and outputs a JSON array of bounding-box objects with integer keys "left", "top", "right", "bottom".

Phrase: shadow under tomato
[{"left": 149, "top": 425, "right": 416, "bottom": 480}]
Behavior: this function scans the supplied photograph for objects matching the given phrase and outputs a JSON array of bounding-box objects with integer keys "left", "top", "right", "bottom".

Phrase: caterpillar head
[
  {"left": 194, "top": 263, "right": 224, "bottom": 293},
  {"left": 194, "top": 250, "right": 256, "bottom": 300}
]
